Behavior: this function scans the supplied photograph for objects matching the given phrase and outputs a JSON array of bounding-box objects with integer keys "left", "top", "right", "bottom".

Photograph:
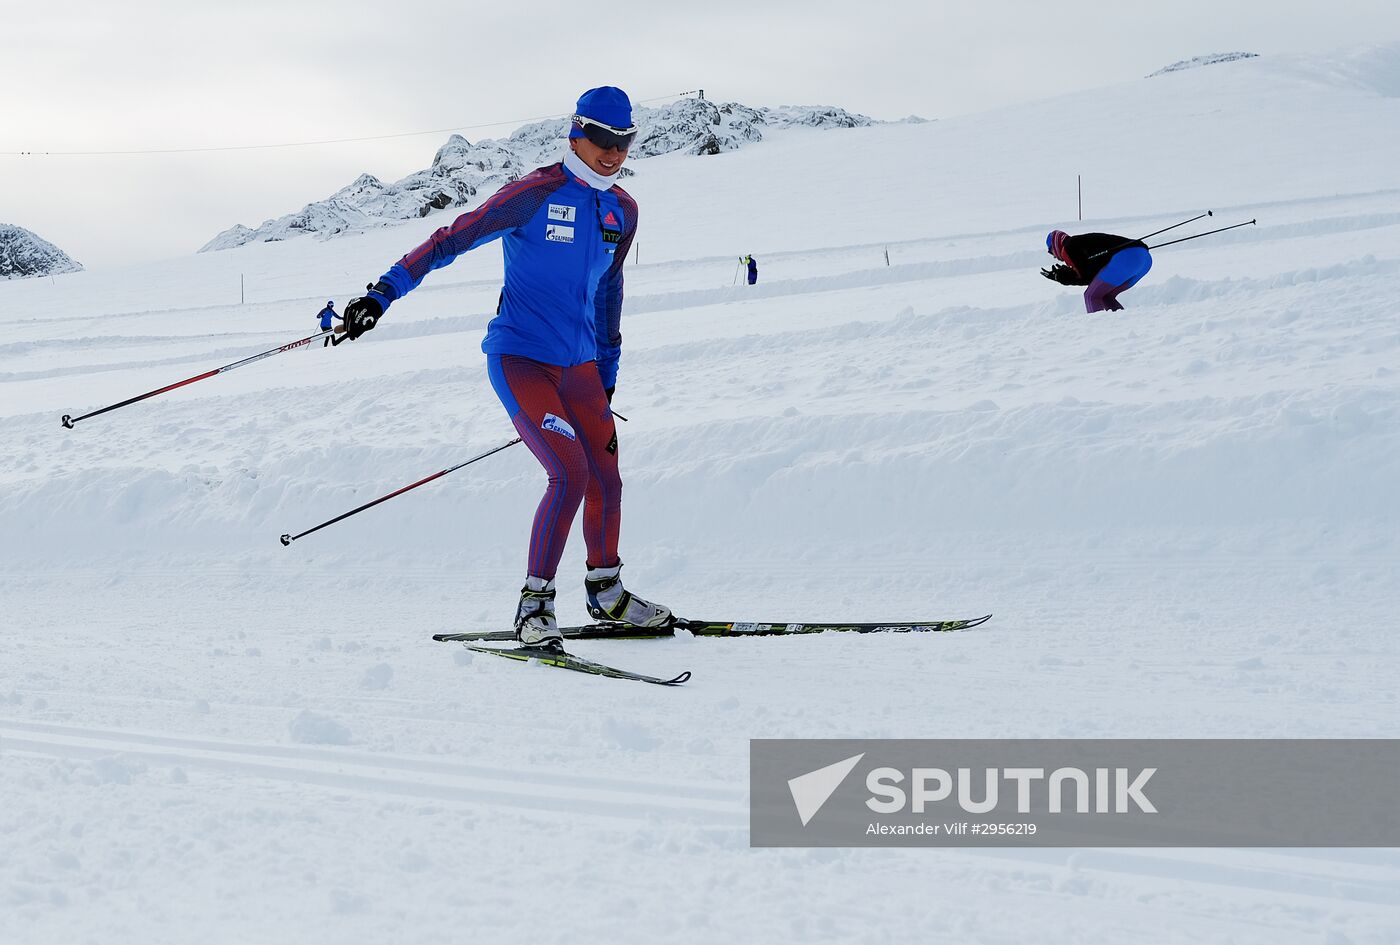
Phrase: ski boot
[
  {"left": 515, "top": 576, "right": 562, "bottom": 650},
  {"left": 585, "top": 562, "right": 673, "bottom": 628}
]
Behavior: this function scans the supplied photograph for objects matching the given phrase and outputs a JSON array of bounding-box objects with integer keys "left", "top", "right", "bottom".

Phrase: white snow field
[{"left": 3, "top": 45, "right": 1399, "bottom": 945}]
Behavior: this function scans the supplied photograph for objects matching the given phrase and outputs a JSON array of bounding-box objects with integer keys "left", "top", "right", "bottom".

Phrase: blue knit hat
[{"left": 569, "top": 87, "right": 633, "bottom": 138}]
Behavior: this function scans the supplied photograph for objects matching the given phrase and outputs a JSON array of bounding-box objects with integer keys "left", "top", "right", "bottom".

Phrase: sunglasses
[{"left": 572, "top": 115, "right": 638, "bottom": 151}]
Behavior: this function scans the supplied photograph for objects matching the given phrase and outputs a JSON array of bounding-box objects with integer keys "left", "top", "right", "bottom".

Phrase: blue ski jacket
[
  {"left": 369, "top": 162, "right": 638, "bottom": 390},
  {"left": 317, "top": 305, "right": 338, "bottom": 329}
]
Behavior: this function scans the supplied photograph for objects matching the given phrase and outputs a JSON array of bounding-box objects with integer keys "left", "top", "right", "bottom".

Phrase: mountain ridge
[{"left": 200, "top": 98, "right": 882, "bottom": 253}]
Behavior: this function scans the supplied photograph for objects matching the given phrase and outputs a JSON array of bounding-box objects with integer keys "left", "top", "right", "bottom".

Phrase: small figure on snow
[
  {"left": 317, "top": 300, "right": 340, "bottom": 346},
  {"left": 1042, "top": 230, "right": 1153, "bottom": 313},
  {"left": 745, "top": 254, "right": 758, "bottom": 285},
  {"left": 339, "top": 86, "right": 671, "bottom": 650}
]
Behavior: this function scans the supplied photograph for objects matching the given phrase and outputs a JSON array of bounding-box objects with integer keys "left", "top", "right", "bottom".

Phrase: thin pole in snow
[{"left": 1078, "top": 175, "right": 1082, "bottom": 221}]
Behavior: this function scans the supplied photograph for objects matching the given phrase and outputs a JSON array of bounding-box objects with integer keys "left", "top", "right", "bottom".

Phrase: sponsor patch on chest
[
  {"left": 548, "top": 204, "right": 577, "bottom": 223},
  {"left": 600, "top": 208, "right": 622, "bottom": 244},
  {"left": 541, "top": 413, "right": 577, "bottom": 440},
  {"left": 544, "top": 224, "right": 575, "bottom": 243}
]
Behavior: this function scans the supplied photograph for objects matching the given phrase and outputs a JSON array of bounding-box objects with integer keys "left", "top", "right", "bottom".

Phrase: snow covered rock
[
  {"left": 1149, "top": 52, "right": 1260, "bottom": 77},
  {"left": 0, "top": 224, "right": 83, "bottom": 280},
  {"left": 200, "top": 99, "right": 876, "bottom": 251}
]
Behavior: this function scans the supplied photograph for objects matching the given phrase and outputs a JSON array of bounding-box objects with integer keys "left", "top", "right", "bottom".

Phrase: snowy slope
[{"left": 2, "top": 45, "right": 1399, "bottom": 945}]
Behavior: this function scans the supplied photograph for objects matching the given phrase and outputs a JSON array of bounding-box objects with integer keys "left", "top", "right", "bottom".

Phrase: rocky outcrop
[
  {"left": 1149, "top": 53, "right": 1259, "bottom": 77},
  {"left": 0, "top": 224, "right": 83, "bottom": 280}
]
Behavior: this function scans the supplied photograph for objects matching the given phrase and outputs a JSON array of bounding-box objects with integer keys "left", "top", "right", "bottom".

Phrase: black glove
[
  {"left": 343, "top": 282, "right": 394, "bottom": 340},
  {"left": 1040, "top": 264, "right": 1080, "bottom": 286},
  {"left": 343, "top": 296, "right": 381, "bottom": 339},
  {"left": 604, "top": 387, "right": 615, "bottom": 403}
]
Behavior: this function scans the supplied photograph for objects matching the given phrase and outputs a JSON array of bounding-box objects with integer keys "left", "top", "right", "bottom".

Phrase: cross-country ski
[
  {"left": 433, "top": 613, "right": 992, "bottom": 643},
  {"left": 463, "top": 642, "right": 691, "bottom": 686}
]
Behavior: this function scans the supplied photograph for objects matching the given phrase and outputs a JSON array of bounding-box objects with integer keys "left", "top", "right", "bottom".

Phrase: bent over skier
[
  {"left": 339, "top": 86, "right": 671, "bottom": 650},
  {"left": 1042, "top": 230, "right": 1153, "bottom": 313}
]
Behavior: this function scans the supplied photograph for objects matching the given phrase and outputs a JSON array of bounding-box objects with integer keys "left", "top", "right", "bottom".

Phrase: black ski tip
[
  {"left": 278, "top": 534, "right": 292, "bottom": 546},
  {"left": 666, "top": 671, "right": 692, "bottom": 685},
  {"left": 61, "top": 414, "right": 73, "bottom": 429}
]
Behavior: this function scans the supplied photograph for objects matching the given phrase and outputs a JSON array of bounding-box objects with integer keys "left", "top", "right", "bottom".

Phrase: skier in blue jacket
[
  {"left": 317, "top": 301, "right": 340, "bottom": 345},
  {"left": 340, "top": 87, "right": 670, "bottom": 649}
]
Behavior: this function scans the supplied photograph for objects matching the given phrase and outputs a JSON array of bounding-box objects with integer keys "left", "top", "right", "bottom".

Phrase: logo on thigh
[{"left": 541, "top": 413, "right": 577, "bottom": 441}]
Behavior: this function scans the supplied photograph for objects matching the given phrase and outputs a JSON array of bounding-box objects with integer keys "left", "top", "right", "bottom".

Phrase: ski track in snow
[{"left": 3, "top": 47, "right": 1400, "bottom": 945}]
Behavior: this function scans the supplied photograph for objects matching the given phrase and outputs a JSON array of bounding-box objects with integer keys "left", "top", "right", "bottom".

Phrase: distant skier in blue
[
  {"left": 746, "top": 255, "right": 758, "bottom": 285},
  {"left": 316, "top": 300, "right": 340, "bottom": 346},
  {"left": 337, "top": 86, "right": 671, "bottom": 650},
  {"left": 1042, "top": 230, "right": 1153, "bottom": 312}
]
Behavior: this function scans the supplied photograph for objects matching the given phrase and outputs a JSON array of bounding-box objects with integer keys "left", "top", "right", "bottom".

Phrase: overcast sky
[{"left": 4, "top": 0, "right": 1399, "bottom": 269}]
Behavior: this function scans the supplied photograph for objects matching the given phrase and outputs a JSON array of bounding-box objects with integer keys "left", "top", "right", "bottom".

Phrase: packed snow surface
[{"left": 2, "top": 45, "right": 1399, "bottom": 945}]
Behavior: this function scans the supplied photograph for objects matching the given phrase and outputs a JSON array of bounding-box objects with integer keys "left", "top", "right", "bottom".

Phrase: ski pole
[
  {"left": 1136, "top": 210, "right": 1213, "bottom": 243},
  {"left": 280, "top": 436, "right": 523, "bottom": 546},
  {"left": 279, "top": 411, "right": 632, "bottom": 545},
  {"left": 61, "top": 327, "right": 340, "bottom": 429},
  {"left": 1086, "top": 212, "right": 1213, "bottom": 260},
  {"left": 1148, "top": 218, "right": 1257, "bottom": 250}
]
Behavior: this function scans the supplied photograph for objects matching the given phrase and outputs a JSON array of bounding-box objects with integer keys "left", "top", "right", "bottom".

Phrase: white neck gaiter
[{"left": 563, "top": 148, "right": 620, "bottom": 191}]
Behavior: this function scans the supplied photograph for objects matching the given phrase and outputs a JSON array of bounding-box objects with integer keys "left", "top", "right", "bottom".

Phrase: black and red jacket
[{"left": 1049, "top": 232, "right": 1146, "bottom": 284}]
